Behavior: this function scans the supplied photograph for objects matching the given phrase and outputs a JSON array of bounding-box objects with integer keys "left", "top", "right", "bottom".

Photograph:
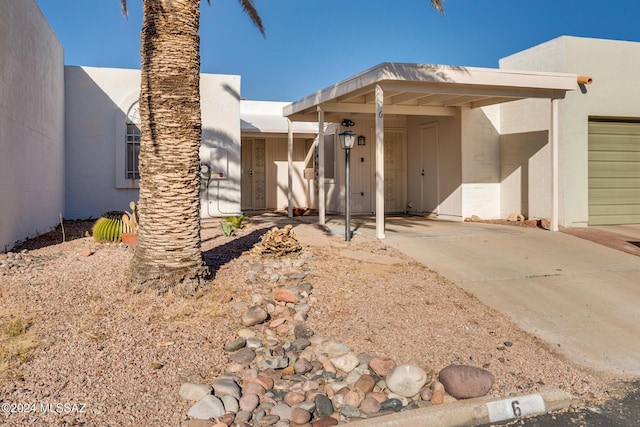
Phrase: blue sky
[{"left": 36, "top": 0, "right": 640, "bottom": 102}]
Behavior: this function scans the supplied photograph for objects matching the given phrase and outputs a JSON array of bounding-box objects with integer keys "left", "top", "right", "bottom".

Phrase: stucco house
[{"left": 2, "top": 0, "right": 639, "bottom": 250}]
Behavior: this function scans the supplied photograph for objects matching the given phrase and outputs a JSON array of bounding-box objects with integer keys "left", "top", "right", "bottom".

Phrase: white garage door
[{"left": 588, "top": 120, "right": 640, "bottom": 225}]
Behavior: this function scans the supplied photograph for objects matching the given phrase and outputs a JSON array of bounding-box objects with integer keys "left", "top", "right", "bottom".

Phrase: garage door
[{"left": 588, "top": 120, "right": 640, "bottom": 225}]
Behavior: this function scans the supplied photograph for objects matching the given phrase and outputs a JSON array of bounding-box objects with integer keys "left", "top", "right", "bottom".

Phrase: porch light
[
  {"left": 339, "top": 130, "right": 356, "bottom": 241},
  {"left": 357, "top": 135, "right": 366, "bottom": 146},
  {"left": 339, "top": 130, "right": 356, "bottom": 149}
]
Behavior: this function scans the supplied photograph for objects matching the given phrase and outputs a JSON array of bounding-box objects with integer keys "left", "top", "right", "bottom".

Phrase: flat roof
[
  {"left": 284, "top": 62, "right": 578, "bottom": 122},
  {"left": 241, "top": 100, "right": 318, "bottom": 136}
]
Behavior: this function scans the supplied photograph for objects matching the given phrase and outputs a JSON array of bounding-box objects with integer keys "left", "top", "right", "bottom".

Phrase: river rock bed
[{"left": 181, "top": 251, "right": 493, "bottom": 427}]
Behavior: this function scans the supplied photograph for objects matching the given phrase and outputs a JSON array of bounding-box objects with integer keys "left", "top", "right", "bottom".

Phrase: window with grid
[{"left": 126, "top": 123, "right": 141, "bottom": 180}]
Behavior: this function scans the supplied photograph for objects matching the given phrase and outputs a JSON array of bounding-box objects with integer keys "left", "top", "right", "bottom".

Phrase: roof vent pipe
[{"left": 577, "top": 76, "right": 593, "bottom": 85}]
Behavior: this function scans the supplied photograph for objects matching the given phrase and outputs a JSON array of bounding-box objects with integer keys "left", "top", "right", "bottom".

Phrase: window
[
  {"left": 116, "top": 98, "right": 141, "bottom": 188},
  {"left": 125, "top": 123, "right": 141, "bottom": 179}
]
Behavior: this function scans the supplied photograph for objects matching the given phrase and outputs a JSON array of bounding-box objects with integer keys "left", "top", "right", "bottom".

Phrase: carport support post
[
  {"left": 317, "top": 107, "right": 325, "bottom": 225},
  {"left": 375, "top": 84, "right": 385, "bottom": 239},
  {"left": 287, "top": 119, "right": 293, "bottom": 218},
  {"left": 550, "top": 98, "right": 559, "bottom": 232}
]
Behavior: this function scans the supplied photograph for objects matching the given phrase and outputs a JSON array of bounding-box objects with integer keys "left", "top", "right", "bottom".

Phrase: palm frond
[
  {"left": 431, "top": 0, "right": 445, "bottom": 15},
  {"left": 120, "top": 0, "right": 128, "bottom": 18},
  {"left": 237, "top": 0, "right": 266, "bottom": 37}
]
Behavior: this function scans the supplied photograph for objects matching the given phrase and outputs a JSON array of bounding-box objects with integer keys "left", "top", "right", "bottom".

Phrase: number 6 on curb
[{"left": 486, "top": 394, "right": 546, "bottom": 423}]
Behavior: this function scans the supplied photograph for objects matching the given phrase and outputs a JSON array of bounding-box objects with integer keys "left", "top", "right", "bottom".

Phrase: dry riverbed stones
[{"left": 181, "top": 249, "right": 496, "bottom": 426}]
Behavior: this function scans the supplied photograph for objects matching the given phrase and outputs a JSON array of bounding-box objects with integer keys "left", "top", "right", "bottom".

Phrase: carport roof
[{"left": 283, "top": 62, "right": 578, "bottom": 122}]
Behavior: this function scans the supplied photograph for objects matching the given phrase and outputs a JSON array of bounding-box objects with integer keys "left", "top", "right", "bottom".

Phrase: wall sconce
[{"left": 357, "top": 135, "right": 366, "bottom": 146}]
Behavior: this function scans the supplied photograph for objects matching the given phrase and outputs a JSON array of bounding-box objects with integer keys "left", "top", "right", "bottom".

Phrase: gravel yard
[{"left": 0, "top": 215, "right": 623, "bottom": 426}]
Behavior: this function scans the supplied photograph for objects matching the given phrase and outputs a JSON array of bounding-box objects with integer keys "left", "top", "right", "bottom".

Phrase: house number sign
[{"left": 486, "top": 393, "right": 545, "bottom": 422}]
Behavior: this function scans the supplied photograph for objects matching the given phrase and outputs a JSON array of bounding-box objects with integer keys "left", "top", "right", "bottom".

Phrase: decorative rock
[
  {"left": 312, "top": 416, "right": 338, "bottom": 427},
  {"left": 340, "top": 405, "right": 361, "bottom": 418},
  {"left": 380, "top": 398, "right": 403, "bottom": 412},
  {"left": 179, "top": 382, "right": 211, "bottom": 401},
  {"left": 246, "top": 337, "right": 263, "bottom": 349},
  {"left": 273, "top": 288, "right": 299, "bottom": 304},
  {"left": 294, "top": 324, "right": 314, "bottom": 340},
  {"left": 438, "top": 364, "right": 495, "bottom": 399},
  {"left": 507, "top": 212, "right": 525, "bottom": 222},
  {"left": 314, "top": 394, "right": 334, "bottom": 419},
  {"left": 365, "top": 392, "right": 388, "bottom": 404},
  {"left": 430, "top": 381, "right": 445, "bottom": 405},
  {"left": 354, "top": 374, "right": 376, "bottom": 394},
  {"left": 243, "top": 381, "right": 266, "bottom": 396},
  {"left": 359, "top": 396, "right": 381, "bottom": 415},
  {"left": 187, "top": 395, "right": 225, "bottom": 420},
  {"left": 368, "top": 356, "right": 396, "bottom": 377},
  {"left": 260, "top": 356, "right": 289, "bottom": 370},
  {"left": 385, "top": 364, "right": 429, "bottom": 397},
  {"left": 270, "top": 403, "right": 292, "bottom": 420},
  {"left": 235, "top": 411, "right": 253, "bottom": 423},
  {"left": 343, "top": 388, "right": 365, "bottom": 408},
  {"left": 221, "top": 395, "right": 239, "bottom": 413},
  {"left": 294, "top": 358, "right": 313, "bottom": 375},
  {"left": 212, "top": 378, "right": 241, "bottom": 399},
  {"left": 283, "top": 391, "right": 306, "bottom": 406},
  {"left": 258, "top": 414, "right": 280, "bottom": 426},
  {"left": 218, "top": 414, "right": 235, "bottom": 426},
  {"left": 299, "top": 401, "right": 316, "bottom": 413},
  {"left": 239, "top": 393, "right": 260, "bottom": 412},
  {"left": 330, "top": 353, "right": 360, "bottom": 373},
  {"left": 420, "top": 388, "right": 433, "bottom": 401},
  {"left": 290, "top": 407, "right": 312, "bottom": 424},
  {"left": 292, "top": 337, "right": 311, "bottom": 351},
  {"left": 224, "top": 337, "right": 246, "bottom": 352},
  {"left": 241, "top": 306, "right": 269, "bottom": 327},
  {"left": 230, "top": 347, "right": 256, "bottom": 364},
  {"left": 321, "top": 341, "right": 350, "bottom": 356}
]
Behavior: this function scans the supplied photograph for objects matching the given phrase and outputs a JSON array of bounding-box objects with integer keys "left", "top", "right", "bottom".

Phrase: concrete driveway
[{"left": 322, "top": 215, "right": 640, "bottom": 378}]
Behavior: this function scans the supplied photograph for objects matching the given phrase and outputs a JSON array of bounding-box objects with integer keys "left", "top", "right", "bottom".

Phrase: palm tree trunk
[{"left": 131, "top": 0, "right": 209, "bottom": 293}]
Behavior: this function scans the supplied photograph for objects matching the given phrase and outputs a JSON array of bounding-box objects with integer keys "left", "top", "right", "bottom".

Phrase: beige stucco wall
[
  {"left": 0, "top": 0, "right": 65, "bottom": 251},
  {"left": 65, "top": 66, "right": 241, "bottom": 219},
  {"left": 500, "top": 36, "right": 640, "bottom": 226}
]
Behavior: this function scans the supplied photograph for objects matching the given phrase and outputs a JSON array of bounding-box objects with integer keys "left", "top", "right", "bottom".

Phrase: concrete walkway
[{"left": 318, "top": 215, "right": 640, "bottom": 378}]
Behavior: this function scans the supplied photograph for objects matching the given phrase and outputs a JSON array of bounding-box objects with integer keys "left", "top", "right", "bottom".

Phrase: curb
[{"left": 348, "top": 388, "right": 578, "bottom": 427}]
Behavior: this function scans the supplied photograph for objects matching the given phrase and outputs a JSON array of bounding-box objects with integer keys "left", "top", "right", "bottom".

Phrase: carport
[{"left": 283, "top": 63, "right": 579, "bottom": 238}]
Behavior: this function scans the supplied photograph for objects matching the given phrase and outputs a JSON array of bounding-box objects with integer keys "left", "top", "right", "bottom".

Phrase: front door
[
  {"left": 419, "top": 123, "right": 439, "bottom": 214},
  {"left": 241, "top": 139, "right": 266, "bottom": 210}
]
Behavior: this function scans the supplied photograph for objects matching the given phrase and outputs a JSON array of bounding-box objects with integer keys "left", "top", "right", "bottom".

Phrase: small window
[{"left": 126, "top": 124, "right": 141, "bottom": 180}]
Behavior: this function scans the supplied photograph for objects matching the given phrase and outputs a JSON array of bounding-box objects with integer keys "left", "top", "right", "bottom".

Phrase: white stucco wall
[
  {"left": 0, "top": 0, "right": 65, "bottom": 251},
  {"left": 200, "top": 73, "right": 242, "bottom": 217},
  {"left": 500, "top": 36, "right": 640, "bottom": 226},
  {"left": 460, "top": 106, "right": 501, "bottom": 219},
  {"left": 65, "top": 67, "right": 241, "bottom": 219}
]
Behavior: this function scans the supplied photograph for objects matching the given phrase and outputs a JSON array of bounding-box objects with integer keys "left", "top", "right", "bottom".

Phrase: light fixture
[
  {"left": 357, "top": 135, "right": 366, "bottom": 146},
  {"left": 339, "top": 130, "right": 356, "bottom": 150},
  {"left": 339, "top": 130, "right": 356, "bottom": 241},
  {"left": 341, "top": 119, "right": 355, "bottom": 127}
]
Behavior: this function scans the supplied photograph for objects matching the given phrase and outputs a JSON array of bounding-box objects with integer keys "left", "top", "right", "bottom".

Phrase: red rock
[
  {"left": 291, "top": 407, "right": 311, "bottom": 424},
  {"left": 369, "top": 356, "right": 396, "bottom": 377},
  {"left": 312, "top": 416, "right": 338, "bottom": 427},
  {"left": 438, "top": 364, "right": 494, "bottom": 399},
  {"left": 430, "top": 381, "right": 445, "bottom": 405},
  {"left": 273, "top": 288, "right": 299, "bottom": 304},
  {"left": 243, "top": 381, "right": 266, "bottom": 395},
  {"left": 284, "top": 391, "right": 305, "bottom": 406},
  {"left": 354, "top": 374, "right": 376, "bottom": 394},
  {"left": 359, "top": 396, "right": 381, "bottom": 415}
]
